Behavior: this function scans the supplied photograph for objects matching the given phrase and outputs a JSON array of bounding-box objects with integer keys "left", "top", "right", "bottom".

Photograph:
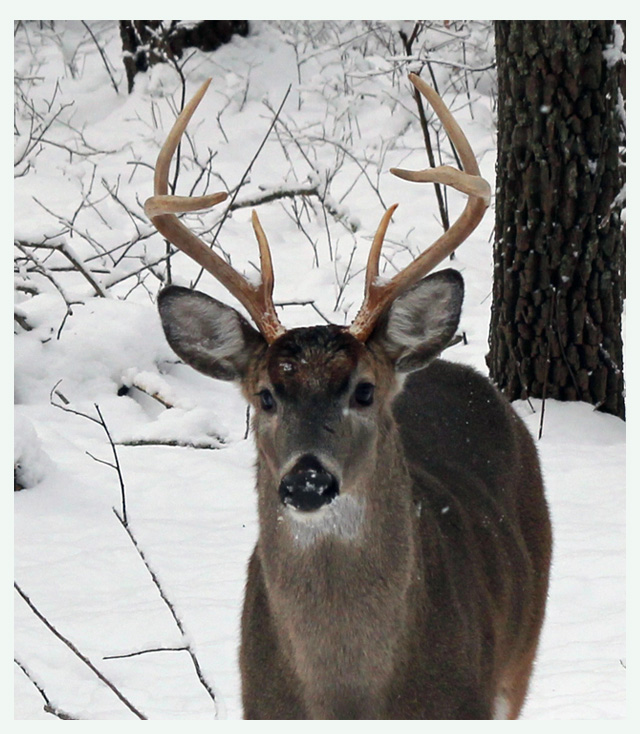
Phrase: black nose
[{"left": 279, "top": 454, "right": 339, "bottom": 512}]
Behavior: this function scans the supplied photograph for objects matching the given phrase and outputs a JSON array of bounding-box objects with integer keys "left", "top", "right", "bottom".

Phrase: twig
[
  {"left": 275, "top": 299, "right": 333, "bottom": 325},
  {"left": 104, "top": 645, "right": 188, "bottom": 660},
  {"left": 94, "top": 404, "right": 128, "bottom": 525},
  {"left": 13, "top": 97, "right": 75, "bottom": 169},
  {"left": 14, "top": 242, "right": 78, "bottom": 337},
  {"left": 102, "top": 249, "right": 174, "bottom": 289},
  {"left": 398, "top": 27, "right": 450, "bottom": 231},
  {"left": 538, "top": 292, "right": 554, "bottom": 441},
  {"left": 15, "top": 238, "right": 108, "bottom": 298},
  {"left": 14, "top": 656, "right": 80, "bottom": 720},
  {"left": 309, "top": 302, "right": 334, "bottom": 324},
  {"left": 283, "top": 195, "right": 320, "bottom": 266},
  {"left": 333, "top": 242, "right": 358, "bottom": 311},
  {"left": 191, "top": 84, "right": 293, "bottom": 289},
  {"left": 14, "top": 583, "right": 147, "bottom": 720},
  {"left": 14, "top": 310, "right": 33, "bottom": 332},
  {"left": 127, "top": 379, "right": 175, "bottom": 409},
  {"left": 48, "top": 387, "right": 128, "bottom": 523},
  {"left": 112, "top": 509, "right": 219, "bottom": 716},
  {"left": 81, "top": 21, "right": 119, "bottom": 94},
  {"left": 50, "top": 382, "right": 100, "bottom": 424},
  {"left": 294, "top": 130, "right": 388, "bottom": 215},
  {"left": 244, "top": 405, "right": 251, "bottom": 440},
  {"left": 115, "top": 438, "right": 223, "bottom": 449},
  {"left": 59, "top": 241, "right": 109, "bottom": 296}
]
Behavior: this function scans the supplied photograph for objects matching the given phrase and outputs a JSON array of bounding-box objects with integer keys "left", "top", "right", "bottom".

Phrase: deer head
[{"left": 145, "top": 75, "right": 490, "bottom": 517}]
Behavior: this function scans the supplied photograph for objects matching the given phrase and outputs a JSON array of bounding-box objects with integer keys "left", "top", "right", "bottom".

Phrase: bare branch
[
  {"left": 48, "top": 390, "right": 128, "bottom": 522},
  {"left": 14, "top": 583, "right": 147, "bottom": 720},
  {"left": 14, "top": 242, "right": 78, "bottom": 337},
  {"left": 50, "top": 382, "right": 100, "bottom": 424},
  {"left": 36, "top": 239, "right": 108, "bottom": 297},
  {"left": 112, "top": 510, "right": 219, "bottom": 715},
  {"left": 115, "top": 438, "right": 223, "bottom": 449},
  {"left": 14, "top": 657, "right": 80, "bottom": 719},
  {"left": 14, "top": 309, "right": 33, "bottom": 332},
  {"left": 81, "top": 21, "right": 119, "bottom": 94},
  {"left": 93, "top": 404, "right": 128, "bottom": 522},
  {"left": 103, "top": 645, "right": 188, "bottom": 660},
  {"left": 191, "top": 83, "right": 292, "bottom": 289}
]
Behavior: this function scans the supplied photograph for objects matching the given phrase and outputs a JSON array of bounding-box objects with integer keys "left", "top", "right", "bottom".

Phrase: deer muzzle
[{"left": 278, "top": 454, "right": 340, "bottom": 512}]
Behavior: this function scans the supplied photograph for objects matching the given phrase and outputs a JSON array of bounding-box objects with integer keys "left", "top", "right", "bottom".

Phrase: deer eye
[
  {"left": 258, "top": 389, "right": 276, "bottom": 412},
  {"left": 353, "top": 381, "right": 375, "bottom": 407}
]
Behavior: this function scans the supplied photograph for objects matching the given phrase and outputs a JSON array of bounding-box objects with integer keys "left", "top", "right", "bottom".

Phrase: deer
[{"left": 144, "top": 73, "right": 552, "bottom": 720}]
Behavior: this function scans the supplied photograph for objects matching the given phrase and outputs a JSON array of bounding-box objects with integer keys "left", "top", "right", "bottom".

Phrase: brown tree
[
  {"left": 119, "top": 21, "right": 249, "bottom": 93},
  {"left": 488, "top": 21, "right": 626, "bottom": 419}
]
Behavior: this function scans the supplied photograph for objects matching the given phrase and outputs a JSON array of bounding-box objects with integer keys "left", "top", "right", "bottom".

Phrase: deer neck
[{"left": 254, "top": 418, "right": 421, "bottom": 717}]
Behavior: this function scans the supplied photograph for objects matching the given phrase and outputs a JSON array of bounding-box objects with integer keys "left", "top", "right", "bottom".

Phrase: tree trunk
[
  {"left": 119, "top": 21, "right": 249, "bottom": 93},
  {"left": 488, "top": 21, "right": 625, "bottom": 419}
]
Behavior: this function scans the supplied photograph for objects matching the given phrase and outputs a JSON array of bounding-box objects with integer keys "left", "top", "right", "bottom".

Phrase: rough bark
[
  {"left": 119, "top": 21, "right": 249, "bottom": 93},
  {"left": 488, "top": 21, "right": 625, "bottom": 418}
]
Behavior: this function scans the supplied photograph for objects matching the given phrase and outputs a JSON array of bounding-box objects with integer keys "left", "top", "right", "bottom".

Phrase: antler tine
[
  {"left": 251, "top": 211, "right": 275, "bottom": 300},
  {"left": 363, "top": 203, "right": 399, "bottom": 301},
  {"left": 348, "top": 73, "right": 491, "bottom": 342},
  {"left": 144, "top": 79, "right": 285, "bottom": 344}
]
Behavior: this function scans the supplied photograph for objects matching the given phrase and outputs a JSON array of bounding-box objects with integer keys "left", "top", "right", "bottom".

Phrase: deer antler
[
  {"left": 348, "top": 73, "right": 491, "bottom": 341},
  {"left": 146, "top": 75, "right": 488, "bottom": 346},
  {"left": 144, "top": 79, "right": 285, "bottom": 343}
]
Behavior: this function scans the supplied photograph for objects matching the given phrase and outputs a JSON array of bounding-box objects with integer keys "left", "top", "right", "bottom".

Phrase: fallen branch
[
  {"left": 14, "top": 309, "right": 33, "bottom": 332},
  {"left": 230, "top": 183, "right": 317, "bottom": 210},
  {"left": 115, "top": 438, "right": 223, "bottom": 450},
  {"left": 127, "top": 378, "right": 175, "bottom": 409}
]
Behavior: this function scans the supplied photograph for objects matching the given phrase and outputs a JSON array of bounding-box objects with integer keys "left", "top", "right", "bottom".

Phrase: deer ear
[
  {"left": 369, "top": 269, "right": 464, "bottom": 374},
  {"left": 158, "top": 286, "right": 266, "bottom": 381}
]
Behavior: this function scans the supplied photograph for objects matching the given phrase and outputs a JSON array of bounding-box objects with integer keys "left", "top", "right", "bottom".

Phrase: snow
[
  {"left": 603, "top": 22, "right": 626, "bottom": 68},
  {"left": 14, "top": 21, "right": 626, "bottom": 720}
]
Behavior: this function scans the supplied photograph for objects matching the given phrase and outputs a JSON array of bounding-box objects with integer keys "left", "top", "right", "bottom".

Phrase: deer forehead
[{"left": 263, "top": 325, "right": 373, "bottom": 397}]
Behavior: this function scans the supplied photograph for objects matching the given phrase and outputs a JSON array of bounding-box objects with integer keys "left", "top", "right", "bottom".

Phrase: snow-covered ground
[{"left": 14, "top": 21, "right": 626, "bottom": 720}]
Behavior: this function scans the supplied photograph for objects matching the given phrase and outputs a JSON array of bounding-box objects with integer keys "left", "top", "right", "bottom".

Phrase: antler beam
[
  {"left": 348, "top": 73, "right": 491, "bottom": 341},
  {"left": 144, "top": 79, "right": 285, "bottom": 343}
]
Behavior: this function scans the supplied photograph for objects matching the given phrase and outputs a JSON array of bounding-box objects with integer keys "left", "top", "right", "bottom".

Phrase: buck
[{"left": 145, "top": 74, "right": 552, "bottom": 719}]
